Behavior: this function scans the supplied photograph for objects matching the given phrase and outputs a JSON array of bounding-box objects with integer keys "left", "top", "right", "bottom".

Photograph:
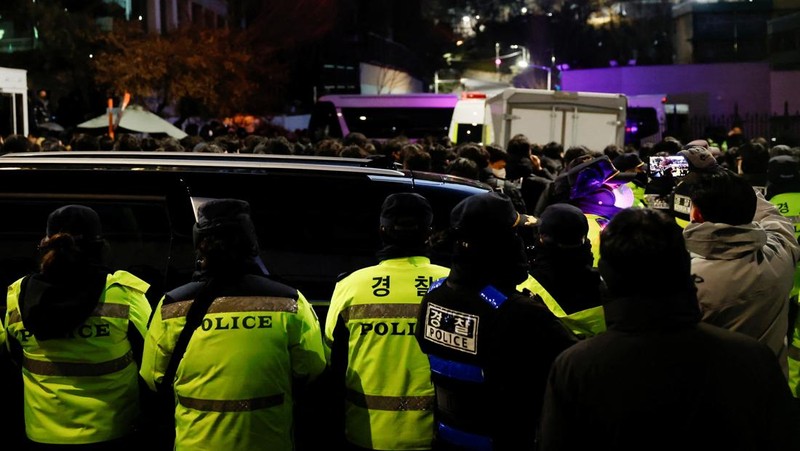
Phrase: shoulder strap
[{"left": 159, "top": 279, "right": 218, "bottom": 392}]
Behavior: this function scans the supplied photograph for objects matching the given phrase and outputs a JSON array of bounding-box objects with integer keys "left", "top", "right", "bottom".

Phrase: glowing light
[
  {"left": 89, "top": 54, "right": 93, "bottom": 58},
  {"left": 462, "top": 16, "right": 471, "bottom": 23},
  {"left": 522, "top": 7, "right": 528, "bottom": 14},
  {"left": 359, "top": 116, "right": 367, "bottom": 121},
  {"left": 456, "top": 40, "right": 463, "bottom": 46}
]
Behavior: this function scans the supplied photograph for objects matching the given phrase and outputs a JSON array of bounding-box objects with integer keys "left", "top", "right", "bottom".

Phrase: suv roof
[{"left": 0, "top": 150, "right": 489, "bottom": 317}]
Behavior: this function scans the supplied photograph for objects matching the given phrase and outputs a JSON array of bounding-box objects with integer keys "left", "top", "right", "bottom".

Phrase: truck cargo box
[{"left": 486, "top": 88, "right": 626, "bottom": 151}]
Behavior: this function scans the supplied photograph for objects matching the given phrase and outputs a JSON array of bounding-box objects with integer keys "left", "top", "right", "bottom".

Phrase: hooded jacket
[
  {"left": 4, "top": 270, "right": 152, "bottom": 445},
  {"left": 683, "top": 192, "right": 800, "bottom": 378}
]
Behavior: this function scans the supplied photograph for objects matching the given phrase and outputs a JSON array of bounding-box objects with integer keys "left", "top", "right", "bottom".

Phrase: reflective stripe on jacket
[
  {"left": 4, "top": 271, "right": 151, "bottom": 445},
  {"left": 139, "top": 275, "right": 326, "bottom": 451},
  {"left": 518, "top": 274, "right": 606, "bottom": 338},
  {"left": 324, "top": 256, "right": 449, "bottom": 450}
]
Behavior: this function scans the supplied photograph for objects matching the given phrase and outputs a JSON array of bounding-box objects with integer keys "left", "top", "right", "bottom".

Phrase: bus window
[
  {"left": 341, "top": 107, "right": 453, "bottom": 141},
  {"left": 308, "top": 94, "right": 458, "bottom": 142}
]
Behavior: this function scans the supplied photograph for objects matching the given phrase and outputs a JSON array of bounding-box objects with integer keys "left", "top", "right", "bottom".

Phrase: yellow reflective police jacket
[
  {"left": 628, "top": 181, "right": 647, "bottom": 208},
  {"left": 769, "top": 192, "right": 800, "bottom": 299},
  {"left": 771, "top": 192, "right": 800, "bottom": 396},
  {"left": 0, "top": 316, "right": 5, "bottom": 349},
  {"left": 586, "top": 213, "right": 610, "bottom": 268},
  {"left": 518, "top": 274, "right": 606, "bottom": 338},
  {"left": 4, "top": 271, "right": 151, "bottom": 445},
  {"left": 324, "top": 256, "right": 449, "bottom": 450},
  {"left": 140, "top": 275, "right": 326, "bottom": 451}
]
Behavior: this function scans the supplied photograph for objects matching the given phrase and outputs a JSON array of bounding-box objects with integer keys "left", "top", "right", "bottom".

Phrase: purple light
[
  {"left": 557, "top": 63, "right": 570, "bottom": 71},
  {"left": 495, "top": 58, "right": 501, "bottom": 66},
  {"left": 628, "top": 59, "right": 637, "bottom": 66},
  {"left": 609, "top": 60, "right": 618, "bottom": 67}
]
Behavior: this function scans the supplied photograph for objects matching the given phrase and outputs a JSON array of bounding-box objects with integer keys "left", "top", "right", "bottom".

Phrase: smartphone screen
[{"left": 649, "top": 155, "right": 689, "bottom": 179}]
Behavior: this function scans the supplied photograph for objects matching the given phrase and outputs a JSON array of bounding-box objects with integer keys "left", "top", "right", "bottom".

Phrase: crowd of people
[{"left": 2, "top": 125, "right": 800, "bottom": 450}]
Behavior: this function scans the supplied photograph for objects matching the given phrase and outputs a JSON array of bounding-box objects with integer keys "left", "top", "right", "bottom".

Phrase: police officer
[
  {"left": 767, "top": 155, "right": 800, "bottom": 398},
  {"left": 520, "top": 203, "right": 607, "bottom": 338},
  {"left": 4, "top": 204, "right": 152, "bottom": 450},
  {"left": 325, "top": 192, "right": 449, "bottom": 451},
  {"left": 139, "top": 199, "right": 326, "bottom": 450},
  {"left": 414, "top": 192, "right": 577, "bottom": 450}
]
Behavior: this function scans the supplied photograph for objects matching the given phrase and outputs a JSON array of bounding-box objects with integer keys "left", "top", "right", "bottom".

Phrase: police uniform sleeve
[
  {"left": 324, "top": 276, "right": 354, "bottom": 363},
  {"left": 109, "top": 270, "right": 153, "bottom": 338},
  {"left": 139, "top": 295, "right": 171, "bottom": 392},
  {"left": 5, "top": 279, "right": 23, "bottom": 364},
  {"left": 288, "top": 290, "right": 327, "bottom": 383},
  {"left": 0, "top": 317, "right": 5, "bottom": 350}
]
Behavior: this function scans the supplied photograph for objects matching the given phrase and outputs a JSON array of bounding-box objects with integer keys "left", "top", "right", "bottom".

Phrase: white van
[{"left": 448, "top": 92, "right": 492, "bottom": 145}]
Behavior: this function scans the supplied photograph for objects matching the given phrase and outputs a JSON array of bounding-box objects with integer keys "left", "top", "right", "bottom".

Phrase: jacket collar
[{"left": 604, "top": 290, "right": 702, "bottom": 333}]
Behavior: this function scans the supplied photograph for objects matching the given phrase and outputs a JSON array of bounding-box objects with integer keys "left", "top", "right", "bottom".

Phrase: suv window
[
  {"left": 0, "top": 197, "right": 174, "bottom": 297},
  {"left": 0, "top": 154, "right": 490, "bottom": 319}
]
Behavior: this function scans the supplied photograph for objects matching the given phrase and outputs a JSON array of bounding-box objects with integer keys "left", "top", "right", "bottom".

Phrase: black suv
[{"left": 0, "top": 151, "right": 489, "bottom": 318}]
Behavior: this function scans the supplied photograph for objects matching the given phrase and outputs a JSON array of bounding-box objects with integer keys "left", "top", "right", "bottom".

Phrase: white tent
[{"left": 77, "top": 105, "right": 187, "bottom": 139}]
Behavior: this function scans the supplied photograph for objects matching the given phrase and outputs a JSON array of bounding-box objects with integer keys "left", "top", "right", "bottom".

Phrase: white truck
[{"left": 477, "top": 88, "right": 628, "bottom": 151}]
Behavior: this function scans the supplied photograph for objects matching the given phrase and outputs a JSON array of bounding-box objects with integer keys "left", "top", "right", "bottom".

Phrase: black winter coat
[{"left": 539, "top": 292, "right": 800, "bottom": 451}]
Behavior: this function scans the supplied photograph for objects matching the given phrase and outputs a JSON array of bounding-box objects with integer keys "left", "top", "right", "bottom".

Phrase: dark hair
[
  {"left": 446, "top": 157, "right": 480, "bottom": 180},
  {"left": 158, "top": 136, "right": 185, "bottom": 152},
  {"left": 457, "top": 143, "right": 489, "bottom": 169},
  {"left": 429, "top": 145, "right": 456, "bottom": 174},
  {"left": 603, "top": 144, "right": 624, "bottom": 161},
  {"left": 265, "top": 136, "right": 293, "bottom": 155},
  {"left": 343, "top": 132, "right": 369, "bottom": 149},
  {"left": 738, "top": 141, "right": 770, "bottom": 175},
  {"left": 140, "top": 136, "right": 158, "bottom": 152},
  {"left": 564, "top": 145, "right": 595, "bottom": 167},
  {"left": 599, "top": 208, "right": 691, "bottom": 295},
  {"left": 683, "top": 169, "right": 756, "bottom": 225},
  {"left": 382, "top": 137, "right": 408, "bottom": 160},
  {"left": 38, "top": 233, "right": 104, "bottom": 279},
  {"left": 114, "top": 133, "right": 142, "bottom": 151},
  {"left": 506, "top": 134, "right": 531, "bottom": 158},
  {"left": 340, "top": 144, "right": 368, "bottom": 158},
  {"left": 652, "top": 138, "right": 682, "bottom": 156},
  {"left": 542, "top": 141, "right": 564, "bottom": 160},
  {"left": 485, "top": 145, "right": 508, "bottom": 164},
  {"left": 98, "top": 134, "right": 115, "bottom": 151},
  {"left": 70, "top": 133, "right": 100, "bottom": 151},
  {"left": 402, "top": 144, "right": 432, "bottom": 171},
  {"left": 2, "top": 134, "right": 32, "bottom": 153}
]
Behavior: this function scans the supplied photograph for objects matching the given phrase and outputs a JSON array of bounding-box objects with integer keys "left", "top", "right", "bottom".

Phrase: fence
[{"left": 670, "top": 112, "right": 800, "bottom": 148}]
